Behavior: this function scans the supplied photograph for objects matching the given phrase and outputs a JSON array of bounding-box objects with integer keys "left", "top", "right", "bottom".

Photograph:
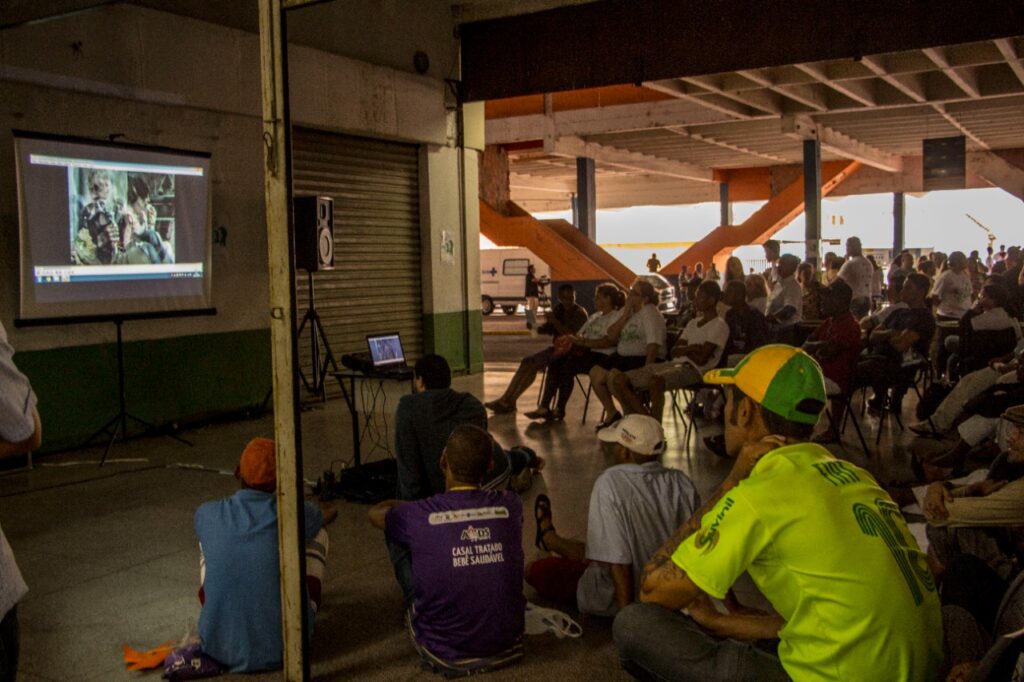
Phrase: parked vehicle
[
  {"left": 480, "top": 247, "right": 551, "bottom": 315},
  {"left": 636, "top": 273, "right": 678, "bottom": 314}
]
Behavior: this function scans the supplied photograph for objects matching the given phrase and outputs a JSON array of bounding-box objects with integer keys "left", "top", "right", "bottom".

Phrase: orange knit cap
[{"left": 235, "top": 437, "right": 276, "bottom": 491}]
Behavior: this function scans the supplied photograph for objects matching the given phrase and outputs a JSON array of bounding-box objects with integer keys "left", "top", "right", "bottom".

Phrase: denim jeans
[
  {"left": 613, "top": 603, "right": 789, "bottom": 682},
  {"left": 386, "top": 538, "right": 415, "bottom": 609}
]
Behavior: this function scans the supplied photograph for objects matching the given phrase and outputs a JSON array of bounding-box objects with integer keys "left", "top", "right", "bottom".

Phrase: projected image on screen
[
  {"left": 15, "top": 132, "right": 213, "bottom": 321},
  {"left": 71, "top": 169, "right": 176, "bottom": 266}
]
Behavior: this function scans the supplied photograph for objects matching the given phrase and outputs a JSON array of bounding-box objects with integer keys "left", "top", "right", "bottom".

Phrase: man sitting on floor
[
  {"left": 369, "top": 424, "right": 525, "bottom": 676},
  {"left": 614, "top": 345, "right": 942, "bottom": 682},
  {"left": 608, "top": 281, "right": 729, "bottom": 422},
  {"left": 395, "top": 354, "right": 542, "bottom": 501},
  {"left": 527, "top": 414, "right": 700, "bottom": 617},
  {"left": 194, "top": 438, "right": 337, "bottom": 673}
]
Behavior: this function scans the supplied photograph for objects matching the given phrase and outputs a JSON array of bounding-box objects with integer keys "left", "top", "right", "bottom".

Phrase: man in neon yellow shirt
[{"left": 614, "top": 345, "right": 942, "bottom": 681}]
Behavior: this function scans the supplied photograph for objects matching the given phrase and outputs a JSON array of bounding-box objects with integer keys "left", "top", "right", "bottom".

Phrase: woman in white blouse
[{"left": 526, "top": 284, "right": 626, "bottom": 422}]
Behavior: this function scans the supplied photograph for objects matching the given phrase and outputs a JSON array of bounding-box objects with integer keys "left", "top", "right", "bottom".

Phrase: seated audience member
[
  {"left": 804, "top": 280, "right": 861, "bottom": 393},
  {"left": 803, "top": 280, "right": 862, "bottom": 441},
  {"left": 194, "top": 438, "right": 336, "bottom": 673},
  {"left": 797, "top": 262, "right": 824, "bottom": 321},
  {"left": 837, "top": 236, "right": 874, "bottom": 317},
  {"left": 485, "top": 284, "right": 588, "bottom": 413},
  {"left": 889, "top": 251, "right": 915, "bottom": 282},
  {"left": 722, "top": 280, "right": 769, "bottom": 364},
  {"left": 723, "top": 256, "right": 746, "bottom": 286},
  {"left": 762, "top": 239, "right": 781, "bottom": 288},
  {"left": 945, "top": 284, "right": 1022, "bottom": 380},
  {"left": 910, "top": 341, "right": 1024, "bottom": 437},
  {"left": 999, "top": 246, "right": 1023, "bottom": 308},
  {"left": 765, "top": 254, "right": 803, "bottom": 342},
  {"left": 526, "top": 283, "right": 625, "bottom": 422},
  {"left": 395, "top": 354, "right": 542, "bottom": 500},
  {"left": 0, "top": 320, "right": 40, "bottom": 681},
  {"left": 854, "top": 272, "right": 936, "bottom": 412},
  {"left": 868, "top": 255, "right": 884, "bottom": 308},
  {"left": 932, "top": 251, "right": 973, "bottom": 322},
  {"left": 614, "top": 345, "right": 942, "bottom": 682},
  {"left": 589, "top": 280, "right": 667, "bottom": 429},
  {"left": 369, "top": 425, "right": 525, "bottom": 676},
  {"left": 609, "top": 281, "right": 728, "bottom": 423},
  {"left": 527, "top": 415, "right": 700, "bottom": 616},
  {"left": 744, "top": 273, "right": 769, "bottom": 316},
  {"left": 921, "top": 407, "right": 1024, "bottom": 583},
  {"left": 826, "top": 255, "right": 845, "bottom": 284},
  {"left": 860, "top": 273, "right": 907, "bottom": 334}
]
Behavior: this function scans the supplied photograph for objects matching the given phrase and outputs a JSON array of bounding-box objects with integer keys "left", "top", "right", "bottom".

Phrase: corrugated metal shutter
[{"left": 292, "top": 128, "right": 422, "bottom": 397}]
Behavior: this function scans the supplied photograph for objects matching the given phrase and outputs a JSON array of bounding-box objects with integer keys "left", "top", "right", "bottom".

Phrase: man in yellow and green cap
[{"left": 613, "top": 344, "right": 943, "bottom": 682}]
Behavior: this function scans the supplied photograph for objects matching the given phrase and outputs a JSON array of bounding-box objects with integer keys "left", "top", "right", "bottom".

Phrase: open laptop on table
[{"left": 366, "top": 332, "right": 414, "bottom": 380}]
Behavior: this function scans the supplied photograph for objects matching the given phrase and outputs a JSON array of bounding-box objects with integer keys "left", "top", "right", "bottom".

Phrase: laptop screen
[{"left": 367, "top": 333, "right": 406, "bottom": 368}]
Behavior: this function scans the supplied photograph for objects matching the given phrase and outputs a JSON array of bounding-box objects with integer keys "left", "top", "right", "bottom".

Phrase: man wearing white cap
[{"left": 527, "top": 415, "right": 699, "bottom": 617}]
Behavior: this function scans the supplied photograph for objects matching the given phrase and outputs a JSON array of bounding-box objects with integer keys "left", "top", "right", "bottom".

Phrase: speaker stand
[
  {"left": 79, "top": 318, "right": 193, "bottom": 466},
  {"left": 297, "top": 270, "right": 339, "bottom": 400}
]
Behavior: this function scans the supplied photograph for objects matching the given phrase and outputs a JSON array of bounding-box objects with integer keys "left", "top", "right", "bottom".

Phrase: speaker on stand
[{"left": 295, "top": 195, "right": 338, "bottom": 400}]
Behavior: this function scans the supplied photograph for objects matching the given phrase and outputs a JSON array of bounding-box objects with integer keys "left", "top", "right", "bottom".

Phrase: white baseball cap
[{"left": 598, "top": 414, "right": 666, "bottom": 456}]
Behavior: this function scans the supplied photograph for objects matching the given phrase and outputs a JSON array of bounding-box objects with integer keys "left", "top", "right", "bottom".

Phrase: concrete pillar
[
  {"left": 719, "top": 181, "right": 731, "bottom": 226},
  {"left": 575, "top": 156, "right": 596, "bottom": 240},
  {"left": 803, "top": 139, "right": 821, "bottom": 267},
  {"left": 893, "top": 191, "right": 906, "bottom": 256}
]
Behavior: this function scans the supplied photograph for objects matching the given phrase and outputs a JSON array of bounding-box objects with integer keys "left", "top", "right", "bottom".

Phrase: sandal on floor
[
  {"left": 534, "top": 494, "right": 554, "bottom": 551},
  {"left": 595, "top": 411, "right": 622, "bottom": 431}
]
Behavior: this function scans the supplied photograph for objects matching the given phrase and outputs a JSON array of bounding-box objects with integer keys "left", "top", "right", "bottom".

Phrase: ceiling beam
[
  {"left": 932, "top": 103, "right": 990, "bottom": 150},
  {"left": 792, "top": 62, "right": 876, "bottom": 106},
  {"left": 665, "top": 125, "right": 791, "bottom": 163},
  {"left": 679, "top": 75, "right": 784, "bottom": 115},
  {"left": 782, "top": 115, "right": 903, "bottom": 172},
  {"left": 551, "top": 135, "right": 715, "bottom": 183},
  {"left": 922, "top": 47, "right": 981, "bottom": 98},
  {"left": 969, "top": 151, "right": 1024, "bottom": 200},
  {"left": 737, "top": 69, "right": 828, "bottom": 111},
  {"left": 642, "top": 80, "right": 754, "bottom": 119},
  {"left": 486, "top": 98, "right": 738, "bottom": 144},
  {"left": 861, "top": 56, "right": 928, "bottom": 102},
  {"left": 995, "top": 38, "right": 1024, "bottom": 87}
]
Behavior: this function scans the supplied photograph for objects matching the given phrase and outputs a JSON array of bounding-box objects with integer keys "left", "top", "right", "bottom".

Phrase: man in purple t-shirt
[{"left": 369, "top": 424, "right": 525, "bottom": 676}]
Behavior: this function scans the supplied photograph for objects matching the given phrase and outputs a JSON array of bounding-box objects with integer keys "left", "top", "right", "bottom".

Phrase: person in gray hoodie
[{"left": 394, "top": 354, "right": 542, "bottom": 501}]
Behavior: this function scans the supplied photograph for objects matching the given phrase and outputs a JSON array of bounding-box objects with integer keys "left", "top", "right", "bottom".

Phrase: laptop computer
[{"left": 366, "top": 332, "right": 414, "bottom": 380}]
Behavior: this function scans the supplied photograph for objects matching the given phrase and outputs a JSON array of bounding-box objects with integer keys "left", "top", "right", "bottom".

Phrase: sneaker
[
  {"left": 524, "top": 407, "right": 551, "bottom": 420},
  {"left": 485, "top": 399, "right": 516, "bottom": 414}
]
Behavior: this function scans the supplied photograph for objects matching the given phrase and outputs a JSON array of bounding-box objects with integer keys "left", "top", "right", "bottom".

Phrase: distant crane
[{"left": 965, "top": 213, "right": 998, "bottom": 247}]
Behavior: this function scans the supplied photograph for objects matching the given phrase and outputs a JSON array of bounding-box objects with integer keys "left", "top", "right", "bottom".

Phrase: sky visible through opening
[{"left": 480, "top": 188, "right": 1023, "bottom": 275}]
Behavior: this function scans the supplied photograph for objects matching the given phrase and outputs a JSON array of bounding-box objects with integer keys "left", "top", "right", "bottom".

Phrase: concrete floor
[{"left": 0, "top": 333, "right": 914, "bottom": 681}]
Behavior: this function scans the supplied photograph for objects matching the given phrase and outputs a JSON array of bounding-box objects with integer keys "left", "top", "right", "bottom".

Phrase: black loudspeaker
[{"left": 294, "top": 195, "right": 334, "bottom": 271}]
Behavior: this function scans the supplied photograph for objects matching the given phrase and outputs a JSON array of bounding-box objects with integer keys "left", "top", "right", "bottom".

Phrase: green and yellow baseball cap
[{"left": 703, "top": 345, "right": 826, "bottom": 425}]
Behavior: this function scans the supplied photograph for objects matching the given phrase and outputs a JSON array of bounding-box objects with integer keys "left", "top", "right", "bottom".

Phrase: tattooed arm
[{"left": 639, "top": 435, "right": 790, "bottom": 610}]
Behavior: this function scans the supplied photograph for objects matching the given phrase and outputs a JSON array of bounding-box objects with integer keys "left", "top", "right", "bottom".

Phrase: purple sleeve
[{"left": 385, "top": 502, "right": 415, "bottom": 546}]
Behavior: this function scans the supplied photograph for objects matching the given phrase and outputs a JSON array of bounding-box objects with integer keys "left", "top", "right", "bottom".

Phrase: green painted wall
[
  {"left": 423, "top": 310, "right": 483, "bottom": 374},
  {"left": 16, "top": 329, "right": 271, "bottom": 452}
]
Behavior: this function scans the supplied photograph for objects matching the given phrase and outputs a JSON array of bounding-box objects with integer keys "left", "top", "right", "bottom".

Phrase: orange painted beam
[
  {"left": 660, "top": 161, "right": 862, "bottom": 275},
  {"left": 486, "top": 84, "right": 673, "bottom": 119},
  {"left": 480, "top": 201, "right": 634, "bottom": 288}
]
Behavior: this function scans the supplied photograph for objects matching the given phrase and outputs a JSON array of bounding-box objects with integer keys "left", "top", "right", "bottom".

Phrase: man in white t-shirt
[
  {"left": 837, "top": 237, "right": 874, "bottom": 316},
  {"left": 610, "top": 281, "right": 729, "bottom": 421},
  {"left": 931, "top": 251, "right": 973, "bottom": 320},
  {"left": 527, "top": 415, "right": 700, "bottom": 617},
  {"left": 767, "top": 254, "right": 803, "bottom": 343}
]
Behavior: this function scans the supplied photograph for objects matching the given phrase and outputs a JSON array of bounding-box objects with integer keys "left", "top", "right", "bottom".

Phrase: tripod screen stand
[
  {"left": 296, "top": 270, "right": 339, "bottom": 399},
  {"left": 81, "top": 317, "right": 193, "bottom": 465}
]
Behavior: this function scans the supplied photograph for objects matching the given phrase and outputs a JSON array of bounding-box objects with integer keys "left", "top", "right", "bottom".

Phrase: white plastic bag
[{"left": 524, "top": 602, "right": 582, "bottom": 638}]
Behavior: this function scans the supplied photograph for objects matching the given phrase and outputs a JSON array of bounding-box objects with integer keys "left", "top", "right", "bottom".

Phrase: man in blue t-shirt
[
  {"left": 369, "top": 424, "right": 525, "bottom": 676},
  {"left": 194, "top": 438, "right": 336, "bottom": 672}
]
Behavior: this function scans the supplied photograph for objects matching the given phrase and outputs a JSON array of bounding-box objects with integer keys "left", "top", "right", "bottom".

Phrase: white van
[{"left": 480, "top": 247, "right": 551, "bottom": 315}]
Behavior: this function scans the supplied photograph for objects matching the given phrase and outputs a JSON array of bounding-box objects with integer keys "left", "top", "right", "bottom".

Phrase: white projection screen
[{"left": 14, "top": 131, "right": 213, "bottom": 321}]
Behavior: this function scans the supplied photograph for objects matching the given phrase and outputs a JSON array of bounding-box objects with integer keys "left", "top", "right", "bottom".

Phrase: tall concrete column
[
  {"left": 719, "top": 182, "right": 731, "bottom": 226},
  {"left": 893, "top": 191, "right": 906, "bottom": 256},
  {"left": 575, "top": 156, "right": 596, "bottom": 241},
  {"left": 803, "top": 139, "right": 821, "bottom": 267}
]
